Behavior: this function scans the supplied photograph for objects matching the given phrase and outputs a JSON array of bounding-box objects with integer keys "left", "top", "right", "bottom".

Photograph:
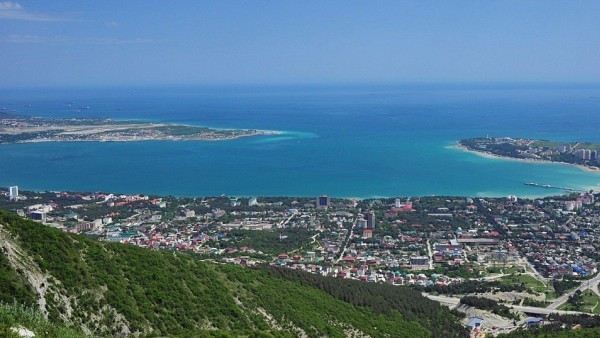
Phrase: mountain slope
[
  {"left": 0, "top": 303, "right": 85, "bottom": 338},
  {"left": 0, "top": 210, "right": 466, "bottom": 337}
]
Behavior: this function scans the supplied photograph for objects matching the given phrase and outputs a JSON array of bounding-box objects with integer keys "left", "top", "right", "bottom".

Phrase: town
[
  {"left": 3, "top": 186, "right": 600, "bottom": 336},
  {"left": 460, "top": 137, "right": 600, "bottom": 171}
]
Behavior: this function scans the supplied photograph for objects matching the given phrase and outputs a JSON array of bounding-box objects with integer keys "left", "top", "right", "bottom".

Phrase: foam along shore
[{"left": 450, "top": 142, "right": 600, "bottom": 173}]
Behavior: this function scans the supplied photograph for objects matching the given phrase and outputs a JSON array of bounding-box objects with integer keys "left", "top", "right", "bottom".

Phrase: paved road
[
  {"left": 426, "top": 239, "right": 433, "bottom": 269},
  {"left": 468, "top": 269, "right": 543, "bottom": 283},
  {"left": 278, "top": 212, "right": 296, "bottom": 228},
  {"left": 424, "top": 294, "right": 589, "bottom": 316},
  {"left": 521, "top": 258, "right": 549, "bottom": 284},
  {"left": 547, "top": 273, "right": 600, "bottom": 310},
  {"left": 470, "top": 273, "right": 509, "bottom": 282},
  {"left": 334, "top": 218, "right": 357, "bottom": 264}
]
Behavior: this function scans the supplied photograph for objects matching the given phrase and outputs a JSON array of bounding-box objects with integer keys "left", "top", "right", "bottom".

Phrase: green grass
[
  {"left": 559, "top": 290, "right": 600, "bottom": 314},
  {"left": 486, "top": 266, "right": 524, "bottom": 275},
  {"left": 544, "top": 289, "right": 558, "bottom": 300},
  {"left": 502, "top": 266, "right": 526, "bottom": 275},
  {"left": 498, "top": 273, "right": 557, "bottom": 300},
  {"left": 498, "top": 274, "right": 547, "bottom": 294}
]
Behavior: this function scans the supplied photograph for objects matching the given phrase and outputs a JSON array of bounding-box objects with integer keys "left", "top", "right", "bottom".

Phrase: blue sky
[{"left": 1, "top": 1, "right": 599, "bottom": 87}]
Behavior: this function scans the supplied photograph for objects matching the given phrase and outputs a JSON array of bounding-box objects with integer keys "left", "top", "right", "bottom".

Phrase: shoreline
[
  {"left": 1, "top": 118, "right": 283, "bottom": 144},
  {"left": 451, "top": 142, "right": 600, "bottom": 173},
  {"left": 450, "top": 142, "right": 600, "bottom": 194},
  {"left": 11, "top": 129, "right": 280, "bottom": 144},
  {"left": 1, "top": 183, "right": 586, "bottom": 201},
  {"left": 0, "top": 186, "right": 578, "bottom": 201}
]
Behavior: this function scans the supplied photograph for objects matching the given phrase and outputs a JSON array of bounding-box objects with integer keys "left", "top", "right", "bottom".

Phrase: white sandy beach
[{"left": 449, "top": 142, "right": 600, "bottom": 173}]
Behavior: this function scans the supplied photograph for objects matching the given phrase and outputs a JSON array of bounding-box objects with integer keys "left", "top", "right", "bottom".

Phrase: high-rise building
[
  {"left": 9, "top": 186, "right": 18, "bottom": 201},
  {"left": 576, "top": 149, "right": 592, "bottom": 160},
  {"left": 394, "top": 198, "right": 402, "bottom": 208},
  {"left": 248, "top": 197, "right": 258, "bottom": 206},
  {"left": 365, "top": 211, "right": 376, "bottom": 229},
  {"left": 316, "top": 195, "right": 329, "bottom": 209}
]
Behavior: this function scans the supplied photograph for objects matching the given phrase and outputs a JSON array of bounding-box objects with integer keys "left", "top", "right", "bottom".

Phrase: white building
[
  {"left": 27, "top": 204, "right": 53, "bottom": 213},
  {"left": 29, "top": 211, "right": 46, "bottom": 223},
  {"left": 9, "top": 186, "right": 18, "bottom": 201},
  {"left": 395, "top": 198, "right": 402, "bottom": 208}
]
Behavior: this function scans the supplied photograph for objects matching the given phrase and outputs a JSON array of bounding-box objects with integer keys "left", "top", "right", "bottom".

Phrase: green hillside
[
  {"left": 0, "top": 210, "right": 467, "bottom": 337},
  {"left": 0, "top": 303, "right": 85, "bottom": 338}
]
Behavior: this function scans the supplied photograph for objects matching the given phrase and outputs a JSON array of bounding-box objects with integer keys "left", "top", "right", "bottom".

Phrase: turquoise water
[{"left": 1, "top": 84, "right": 600, "bottom": 198}]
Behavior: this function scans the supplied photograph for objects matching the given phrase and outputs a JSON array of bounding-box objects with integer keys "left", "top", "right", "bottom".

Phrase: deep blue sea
[{"left": 1, "top": 84, "right": 600, "bottom": 198}]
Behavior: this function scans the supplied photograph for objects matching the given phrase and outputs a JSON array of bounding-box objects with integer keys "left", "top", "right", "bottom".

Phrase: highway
[
  {"left": 424, "top": 294, "right": 589, "bottom": 316},
  {"left": 546, "top": 273, "right": 600, "bottom": 310}
]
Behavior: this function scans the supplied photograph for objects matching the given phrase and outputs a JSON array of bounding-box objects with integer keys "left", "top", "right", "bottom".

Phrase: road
[
  {"left": 424, "top": 294, "right": 589, "bottom": 316},
  {"left": 335, "top": 218, "right": 357, "bottom": 264},
  {"left": 471, "top": 273, "right": 509, "bottom": 282},
  {"left": 547, "top": 273, "right": 600, "bottom": 310},
  {"left": 426, "top": 239, "right": 433, "bottom": 269},
  {"left": 521, "top": 258, "right": 548, "bottom": 284},
  {"left": 278, "top": 212, "right": 296, "bottom": 228},
  {"left": 468, "top": 266, "right": 543, "bottom": 282}
]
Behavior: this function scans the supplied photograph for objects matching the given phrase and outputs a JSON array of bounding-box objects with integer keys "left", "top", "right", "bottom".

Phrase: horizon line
[{"left": 2, "top": 80, "right": 600, "bottom": 91}]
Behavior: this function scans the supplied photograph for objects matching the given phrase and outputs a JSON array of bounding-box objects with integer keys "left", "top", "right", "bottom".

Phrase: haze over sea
[{"left": 1, "top": 84, "right": 600, "bottom": 198}]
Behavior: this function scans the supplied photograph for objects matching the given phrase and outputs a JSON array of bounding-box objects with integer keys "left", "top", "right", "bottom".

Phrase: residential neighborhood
[{"left": 3, "top": 187, "right": 600, "bottom": 335}]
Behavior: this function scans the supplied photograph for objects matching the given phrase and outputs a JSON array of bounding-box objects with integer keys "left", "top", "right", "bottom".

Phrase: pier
[{"left": 524, "top": 182, "right": 584, "bottom": 193}]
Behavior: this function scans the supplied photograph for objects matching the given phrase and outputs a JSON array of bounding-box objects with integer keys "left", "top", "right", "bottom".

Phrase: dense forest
[
  {"left": 264, "top": 267, "right": 467, "bottom": 337},
  {"left": 0, "top": 210, "right": 467, "bottom": 337},
  {"left": 421, "top": 279, "right": 526, "bottom": 295}
]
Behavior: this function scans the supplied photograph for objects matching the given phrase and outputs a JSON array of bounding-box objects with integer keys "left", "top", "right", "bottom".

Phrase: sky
[{"left": 1, "top": 1, "right": 599, "bottom": 87}]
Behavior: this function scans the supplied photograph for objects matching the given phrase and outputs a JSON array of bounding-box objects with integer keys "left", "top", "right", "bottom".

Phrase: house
[
  {"left": 525, "top": 317, "right": 543, "bottom": 327},
  {"left": 466, "top": 316, "right": 483, "bottom": 329}
]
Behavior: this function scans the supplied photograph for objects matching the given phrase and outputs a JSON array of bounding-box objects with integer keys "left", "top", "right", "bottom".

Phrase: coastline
[
  {"left": 11, "top": 130, "right": 280, "bottom": 144},
  {"left": 451, "top": 142, "right": 600, "bottom": 173},
  {"left": 1, "top": 118, "right": 282, "bottom": 144}
]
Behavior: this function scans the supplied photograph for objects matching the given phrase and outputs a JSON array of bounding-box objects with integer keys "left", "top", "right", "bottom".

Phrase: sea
[{"left": 1, "top": 83, "right": 600, "bottom": 198}]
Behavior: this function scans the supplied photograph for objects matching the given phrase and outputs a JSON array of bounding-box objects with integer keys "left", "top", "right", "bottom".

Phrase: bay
[{"left": 1, "top": 84, "right": 599, "bottom": 198}]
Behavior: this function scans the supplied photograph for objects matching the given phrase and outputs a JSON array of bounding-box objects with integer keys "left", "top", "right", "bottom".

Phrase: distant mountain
[{"left": 0, "top": 210, "right": 467, "bottom": 337}]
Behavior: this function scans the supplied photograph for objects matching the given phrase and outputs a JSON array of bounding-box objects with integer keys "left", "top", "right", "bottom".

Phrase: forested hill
[{"left": 0, "top": 210, "right": 467, "bottom": 337}]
